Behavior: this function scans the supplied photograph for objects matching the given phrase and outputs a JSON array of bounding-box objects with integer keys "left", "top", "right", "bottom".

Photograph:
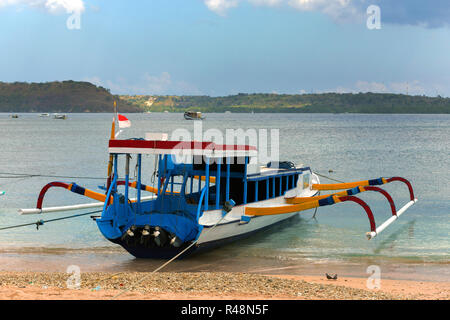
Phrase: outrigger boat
[
  {"left": 184, "top": 111, "right": 205, "bottom": 120},
  {"left": 53, "top": 113, "right": 67, "bottom": 120},
  {"left": 19, "top": 120, "right": 417, "bottom": 259}
]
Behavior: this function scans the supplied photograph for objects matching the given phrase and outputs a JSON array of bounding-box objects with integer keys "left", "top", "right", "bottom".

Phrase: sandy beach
[{"left": 0, "top": 271, "right": 448, "bottom": 300}]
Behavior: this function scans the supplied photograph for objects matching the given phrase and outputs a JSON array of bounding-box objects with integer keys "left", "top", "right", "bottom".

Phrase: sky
[{"left": 0, "top": 0, "right": 449, "bottom": 97}]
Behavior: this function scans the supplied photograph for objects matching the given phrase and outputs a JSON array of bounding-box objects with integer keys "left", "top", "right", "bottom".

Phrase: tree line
[
  {"left": 121, "top": 92, "right": 450, "bottom": 114},
  {"left": 0, "top": 81, "right": 141, "bottom": 113}
]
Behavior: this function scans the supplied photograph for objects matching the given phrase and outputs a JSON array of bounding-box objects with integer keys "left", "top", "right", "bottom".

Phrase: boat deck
[{"left": 247, "top": 166, "right": 310, "bottom": 181}]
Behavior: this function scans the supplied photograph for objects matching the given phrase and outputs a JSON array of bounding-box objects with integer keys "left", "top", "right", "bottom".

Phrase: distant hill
[
  {"left": 120, "top": 92, "right": 450, "bottom": 114},
  {"left": 2, "top": 81, "right": 449, "bottom": 114},
  {"left": 0, "top": 81, "right": 141, "bottom": 113}
]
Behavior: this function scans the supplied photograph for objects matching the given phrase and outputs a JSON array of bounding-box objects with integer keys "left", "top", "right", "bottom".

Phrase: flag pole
[{"left": 106, "top": 101, "right": 117, "bottom": 191}]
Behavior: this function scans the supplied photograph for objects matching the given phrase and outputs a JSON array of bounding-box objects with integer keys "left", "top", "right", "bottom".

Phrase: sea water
[{"left": 0, "top": 113, "right": 448, "bottom": 281}]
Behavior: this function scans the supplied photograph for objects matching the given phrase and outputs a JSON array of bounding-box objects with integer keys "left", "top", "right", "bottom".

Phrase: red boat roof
[{"left": 109, "top": 139, "right": 257, "bottom": 157}]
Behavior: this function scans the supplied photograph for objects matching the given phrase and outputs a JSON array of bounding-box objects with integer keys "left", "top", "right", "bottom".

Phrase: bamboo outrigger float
[{"left": 19, "top": 112, "right": 417, "bottom": 259}]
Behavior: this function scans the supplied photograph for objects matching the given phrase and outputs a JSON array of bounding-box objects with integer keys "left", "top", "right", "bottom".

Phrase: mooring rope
[
  {"left": 0, "top": 210, "right": 103, "bottom": 231},
  {"left": 311, "top": 191, "right": 320, "bottom": 220},
  {"left": 313, "top": 171, "right": 346, "bottom": 183},
  {"left": 0, "top": 171, "right": 106, "bottom": 180},
  {"left": 111, "top": 209, "right": 232, "bottom": 300},
  {"left": 310, "top": 171, "right": 345, "bottom": 219}
]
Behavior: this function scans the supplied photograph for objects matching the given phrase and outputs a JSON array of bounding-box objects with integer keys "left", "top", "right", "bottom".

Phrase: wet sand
[{"left": 0, "top": 271, "right": 448, "bottom": 300}]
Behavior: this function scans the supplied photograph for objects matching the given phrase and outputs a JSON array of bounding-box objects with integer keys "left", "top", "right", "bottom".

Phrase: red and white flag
[{"left": 118, "top": 114, "right": 131, "bottom": 129}]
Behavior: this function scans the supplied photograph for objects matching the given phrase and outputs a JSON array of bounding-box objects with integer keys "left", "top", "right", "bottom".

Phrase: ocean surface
[{"left": 0, "top": 113, "right": 449, "bottom": 281}]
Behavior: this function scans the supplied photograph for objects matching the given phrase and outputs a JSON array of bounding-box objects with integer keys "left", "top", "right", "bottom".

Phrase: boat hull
[
  {"left": 109, "top": 211, "right": 301, "bottom": 259},
  {"left": 184, "top": 112, "right": 204, "bottom": 120},
  {"left": 102, "top": 171, "right": 319, "bottom": 259},
  {"left": 196, "top": 211, "right": 299, "bottom": 245},
  {"left": 195, "top": 212, "right": 300, "bottom": 252}
]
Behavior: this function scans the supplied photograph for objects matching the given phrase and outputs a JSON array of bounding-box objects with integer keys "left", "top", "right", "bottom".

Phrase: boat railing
[
  {"left": 196, "top": 186, "right": 207, "bottom": 222},
  {"left": 246, "top": 176, "right": 417, "bottom": 240},
  {"left": 102, "top": 174, "right": 118, "bottom": 216}
]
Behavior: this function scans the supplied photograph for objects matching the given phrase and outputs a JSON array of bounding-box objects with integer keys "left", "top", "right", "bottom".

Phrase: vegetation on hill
[
  {"left": 120, "top": 92, "right": 450, "bottom": 114},
  {"left": 1, "top": 81, "right": 449, "bottom": 114},
  {"left": 0, "top": 81, "right": 141, "bottom": 113}
]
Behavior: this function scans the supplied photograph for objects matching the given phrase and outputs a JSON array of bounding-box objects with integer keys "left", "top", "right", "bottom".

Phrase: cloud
[
  {"left": 82, "top": 76, "right": 103, "bottom": 87},
  {"left": 83, "top": 73, "right": 203, "bottom": 95},
  {"left": 203, "top": 0, "right": 356, "bottom": 19},
  {"left": 204, "top": 0, "right": 239, "bottom": 16},
  {"left": 44, "top": 0, "right": 85, "bottom": 14},
  {"left": 203, "top": 0, "right": 363, "bottom": 22},
  {"left": 355, "top": 81, "right": 388, "bottom": 93},
  {"left": 0, "top": 0, "right": 85, "bottom": 14},
  {"left": 288, "top": 0, "right": 362, "bottom": 23},
  {"left": 248, "top": 0, "right": 282, "bottom": 6},
  {"left": 389, "top": 80, "right": 426, "bottom": 95},
  {"left": 288, "top": 0, "right": 351, "bottom": 13},
  {"left": 354, "top": 80, "right": 429, "bottom": 96},
  {"left": 322, "top": 80, "right": 428, "bottom": 95},
  {"left": 0, "top": 0, "right": 21, "bottom": 7},
  {"left": 141, "top": 72, "right": 172, "bottom": 94},
  {"left": 204, "top": 0, "right": 450, "bottom": 28},
  {"left": 373, "top": 0, "right": 450, "bottom": 28}
]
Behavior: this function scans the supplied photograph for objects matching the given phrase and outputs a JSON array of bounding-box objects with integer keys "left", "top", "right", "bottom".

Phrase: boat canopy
[{"left": 109, "top": 139, "right": 258, "bottom": 158}]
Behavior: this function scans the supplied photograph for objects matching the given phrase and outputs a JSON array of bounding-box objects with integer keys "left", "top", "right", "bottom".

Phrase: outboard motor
[
  {"left": 122, "top": 225, "right": 136, "bottom": 240},
  {"left": 153, "top": 226, "right": 168, "bottom": 247},
  {"left": 140, "top": 225, "right": 151, "bottom": 246},
  {"left": 121, "top": 225, "right": 138, "bottom": 246},
  {"left": 169, "top": 233, "right": 183, "bottom": 248},
  {"left": 267, "top": 161, "right": 295, "bottom": 169}
]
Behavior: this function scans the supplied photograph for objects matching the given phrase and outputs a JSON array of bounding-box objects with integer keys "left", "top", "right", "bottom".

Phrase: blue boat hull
[{"left": 109, "top": 213, "right": 299, "bottom": 259}]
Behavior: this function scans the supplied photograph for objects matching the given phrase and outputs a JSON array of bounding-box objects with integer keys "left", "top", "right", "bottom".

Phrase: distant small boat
[
  {"left": 53, "top": 114, "right": 67, "bottom": 120},
  {"left": 184, "top": 111, "right": 205, "bottom": 120},
  {"left": 225, "top": 111, "right": 231, "bottom": 114},
  {"left": 40, "top": 113, "right": 50, "bottom": 117},
  {"left": 10, "top": 114, "right": 19, "bottom": 119}
]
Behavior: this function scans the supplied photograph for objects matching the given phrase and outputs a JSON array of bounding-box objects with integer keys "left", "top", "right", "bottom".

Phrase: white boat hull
[
  {"left": 196, "top": 172, "right": 319, "bottom": 245},
  {"left": 196, "top": 210, "right": 300, "bottom": 245}
]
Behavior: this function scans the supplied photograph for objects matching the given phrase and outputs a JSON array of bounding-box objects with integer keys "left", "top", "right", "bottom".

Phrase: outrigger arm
[
  {"left": 245, "top": 176, "right": 417, "bottom": 240},
  {"left": 18, "top": 181, "right": 157, "bottom": 215},
  {"left": 18, "top": 176, "right": 207, "bottom": 215}
]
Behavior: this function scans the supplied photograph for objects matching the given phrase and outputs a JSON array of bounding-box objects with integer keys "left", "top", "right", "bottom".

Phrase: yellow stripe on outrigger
[
  {"left": 128, "top": 181, "right": 179, "bottom": 195},
  {"left": 245, "top": 195, "right": 343, "bottom": 216},
  {"left": 286, "top": 186, "right": 367, "bottom": 204},
  {"left": 312, "top": 178, "right": 387, "bottom": 191},
  {"left": 246, "top": 182, "right": 382, "bottom": 216},
  {"left": 67, "top": 181, "right": 175, "bottom": 205},
  {"left": 65, "top": 183, "right": 113, "bottom": 203}
]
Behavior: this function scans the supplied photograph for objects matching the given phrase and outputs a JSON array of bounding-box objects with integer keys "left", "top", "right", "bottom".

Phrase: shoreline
[
  {"left": 1, "top": 250, "right": 448, "bottom": 284},
  {"left": 0, "top": 271, "right": 448, "bottom": 300}
]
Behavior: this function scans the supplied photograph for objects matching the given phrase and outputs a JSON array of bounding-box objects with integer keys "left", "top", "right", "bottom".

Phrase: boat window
[
  {"left": 244, "top": 174, "right": 301, "bottom": 204},
  {"left": 229, "top": 177, "right": 246, "bottom": 205},
  {"left": 193, "top": 156, "right": 246, "bottom": 174}
]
